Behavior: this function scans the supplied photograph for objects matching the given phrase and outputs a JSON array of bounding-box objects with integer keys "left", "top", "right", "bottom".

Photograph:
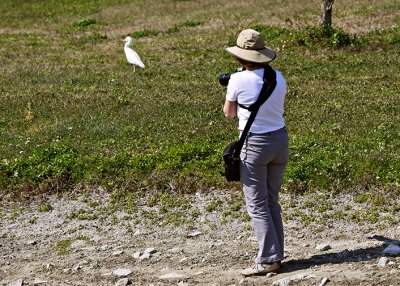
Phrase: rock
[
  {"left": 27, "top": 240, "right": 37, "bottom": 245},
  {"left": 316, "top": 244, "right": 332, "bottom": 251},
  {"left": 272, "top": 272, "right": 316, "bottom": 286},
  {"left": 7, "top": 279, "right": 23, "bottom": 286},
  {"left": 236, "top": 234, "right": 245, "bottom": 240},
  {"left": 377, "top": 257, "right": 389, "bottom": 267},
  {"left": 177, "top": 282, "right": 189, "bottom": 286},
  {"left": 69, "top": 240, "right": 87, "bottom": 250},
  {"left": 382, "top": 244, "right": 400, "bottom": 255},
  {"left": 91, "top": 235, "right": 102, "bottom": 242},
  {"left": 132, "top": 251, "right": 141, "bottom": 259},
  {"left": 319, "top": 277, "right": 329, "bottom": 286},
  {"left": 187, "top": 231, "right": 202, "bottom": 238},
  {"left": 266, "top": 272, "right": 277, "bottom": 277},
  {"left": 168, "top": 247, "right": 181, "bottom": 254},
  {"left": 115, "top": 278, "right": 130, "bottom": 286},
  {"left": 144, "top": 247, "right": 157, "bottom": 254},
  {"left": 113, "top": 268, "right": 132, "bottom": 277},
  {"left": 73, "top": 265, "right": 82, "bottom": 272},
  {"left": 337, "top": 249, "right": 351, "bottom": 258},
  {"left": 33, "top": 278, "right": 48, "bottom": 285},
  {"left": 113, "top": 250, "right": 124, "bottom": 256},
  {"left": 138, "top": 252, "right": 150, "bottom": 260},
  {"left": 72, "top": 260, "right": 89, "bottom": 271},
  {"left": 159, "top": 272, "right": 187, "bottom": 281}
]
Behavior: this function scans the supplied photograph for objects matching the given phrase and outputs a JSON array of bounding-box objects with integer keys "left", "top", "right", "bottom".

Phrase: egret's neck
[{"left": 124, "top": 41, "right": 132, "bottom": 48}]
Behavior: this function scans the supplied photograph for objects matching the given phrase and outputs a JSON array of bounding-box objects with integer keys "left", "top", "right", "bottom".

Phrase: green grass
[
  {"left": 55, "top": 236, "right": 89, "bottom": 256},
  {"left": 0, "top": 0, "right": 399, "bottom": 207}
]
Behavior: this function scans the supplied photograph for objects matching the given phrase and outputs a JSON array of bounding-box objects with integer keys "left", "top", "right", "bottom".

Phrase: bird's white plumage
[{"left": 123, "top": 36, "right": 145, "bottom": 69}]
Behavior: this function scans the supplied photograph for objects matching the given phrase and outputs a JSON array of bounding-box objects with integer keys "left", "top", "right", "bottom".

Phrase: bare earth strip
[{"left": 1, "top": 190, "right": 399, "bottom": 286}]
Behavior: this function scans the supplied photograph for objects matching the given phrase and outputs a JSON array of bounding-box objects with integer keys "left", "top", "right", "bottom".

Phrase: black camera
[{"left": 218, "top": 67, "right": 245, "bottom": 86}]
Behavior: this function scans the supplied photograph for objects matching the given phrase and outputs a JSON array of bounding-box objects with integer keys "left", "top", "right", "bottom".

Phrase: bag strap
[{"left": 233, "top": 66, "right": 277, "bottom": 158}]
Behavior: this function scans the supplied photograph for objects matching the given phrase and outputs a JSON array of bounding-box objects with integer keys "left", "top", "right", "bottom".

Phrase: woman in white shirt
[{"left": 223, "top": 29, "right": 289, "bottom": 277}]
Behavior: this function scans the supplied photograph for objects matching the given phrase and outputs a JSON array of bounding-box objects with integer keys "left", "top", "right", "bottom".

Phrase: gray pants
[{"left": 240, "top": 127, "right": 289, "bottom": 264}]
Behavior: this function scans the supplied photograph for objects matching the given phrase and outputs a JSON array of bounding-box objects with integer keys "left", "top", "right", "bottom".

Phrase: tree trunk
[{"left": 320, "top": 0, "right": 335, "bottom": 27}]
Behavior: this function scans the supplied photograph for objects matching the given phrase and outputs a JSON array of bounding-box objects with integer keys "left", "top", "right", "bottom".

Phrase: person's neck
[
  {"left": 245, "top": 66, "right": 263, "bottom": 71},
  {"left": 243, "top": 63, "right": 267, "bottom": 71}
]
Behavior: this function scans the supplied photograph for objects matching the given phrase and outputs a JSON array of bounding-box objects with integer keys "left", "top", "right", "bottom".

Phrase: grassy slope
[{"left": 0, "top": 0, "right": 399, "bottom": 200}]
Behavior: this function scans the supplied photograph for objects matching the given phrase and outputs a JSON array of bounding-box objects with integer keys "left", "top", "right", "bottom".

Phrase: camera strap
[{"left": 233, "top": 66, "right": 277, "bottom": 158}]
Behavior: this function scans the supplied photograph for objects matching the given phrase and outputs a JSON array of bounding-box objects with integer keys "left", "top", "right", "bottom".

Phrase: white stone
[
  {"left": 382, "top": 244, "right": 400, "bottom": 255},
  {"left": 7, "top": 279, "right": 23, "bottom": 286},
  {"left": 27, "top": 240, "right": 37, "bottom": 245},
  {"left": 377, "top": 257, "right": 389, "bottom": 267},
  {"left": 115, "top": 278, "right": 130, "bottom": 286},
  {"left": 177, "top": 282, "right": 189, "bottom": 286},
  {"left": 33, "top": 278, "right": 48, "bottom": 285},
  {"left": 159, "top": 272, "right": 187, "bottom": 281},
  {"left": 72, "top": 265, "right": 82, "bottom": 271},
  {"left": 319, "top": 277, "right": 329, "bottom": 286},
  {"left": 113, "top": 268, "right": 132, "bottom": 277},
  {"left": 168, "top": 247, "right": 181, "bottom": 253},
  {"left": 91, "top": 235, "right": 102, "bottom": 242},
  {"left": 139, "top": 252, "right": 150, "bottom": 260},
  {"left": 69, "top": 240, "right": 87, "bottom": 250},
  {"left": 316, "top": 244, "right": 332, "bottom": 251},
  {"left": 113, "top": 250, "right": 124, "bottom": 256},
  {"left": 272, "top": 272, "right": 316, "bottom": 286},
  {"left": 187, "top": 231, "right": 202, "bottom": 238},
  {"left": 144, "top": 247, "right": 157, "bottom": 254},
  {"left": 132, "top": 251, "right": 141, "bottom": 259}
]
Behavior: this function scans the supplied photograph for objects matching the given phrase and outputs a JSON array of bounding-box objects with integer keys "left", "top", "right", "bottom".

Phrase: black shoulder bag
[{"left": 222, "top": 66, "right": 277, "bottom": 181}]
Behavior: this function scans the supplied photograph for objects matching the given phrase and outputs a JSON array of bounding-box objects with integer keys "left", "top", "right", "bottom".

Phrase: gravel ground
[{"left": 1, "top": 189, "right": 399, "bottom": 286}]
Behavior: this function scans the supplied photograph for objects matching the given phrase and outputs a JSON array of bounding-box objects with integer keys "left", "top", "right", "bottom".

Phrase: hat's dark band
[{"left": 236, "top": 45, "right": 267, "bottom": 51}]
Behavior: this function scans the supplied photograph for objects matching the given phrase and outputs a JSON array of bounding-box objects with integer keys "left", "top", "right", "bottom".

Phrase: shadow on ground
[{"left": 282, "top": 235, "right": 400, "bottom": 273}]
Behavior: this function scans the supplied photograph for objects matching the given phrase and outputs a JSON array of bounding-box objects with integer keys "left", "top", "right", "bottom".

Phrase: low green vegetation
[
  {"left": 0, "top": 0, "right": 398, "bottom": 222},
  {"left": 55, "top": 236, "right": 89, "bottom": 256}
]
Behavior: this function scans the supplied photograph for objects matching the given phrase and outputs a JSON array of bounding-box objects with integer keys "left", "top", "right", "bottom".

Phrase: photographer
[{"left": 223, "top": 29, "right": 289, "bottom": 276}]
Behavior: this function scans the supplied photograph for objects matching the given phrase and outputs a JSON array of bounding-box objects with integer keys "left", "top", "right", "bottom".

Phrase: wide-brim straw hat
[{"left": 226, "top": 29, "right": 276, "bottom": 64}]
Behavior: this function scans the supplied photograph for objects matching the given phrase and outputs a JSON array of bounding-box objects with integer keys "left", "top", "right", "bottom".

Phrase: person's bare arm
[{"left": 223, "top": 100, "right": 237, "bottom": 119}]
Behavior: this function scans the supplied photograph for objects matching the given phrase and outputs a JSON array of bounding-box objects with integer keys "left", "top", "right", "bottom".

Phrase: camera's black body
[{"left": 218, "top": 67, "right": 245, "bottom": 86}]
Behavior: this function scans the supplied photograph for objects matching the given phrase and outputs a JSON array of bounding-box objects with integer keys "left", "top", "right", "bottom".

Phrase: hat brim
[{"left": 226, "top": 46, "right": 276, "bottom": 64}]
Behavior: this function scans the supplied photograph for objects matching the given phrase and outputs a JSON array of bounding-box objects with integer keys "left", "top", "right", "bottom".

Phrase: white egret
[{"left": 123, "top": 36, "right": 145, "bottom": 71}]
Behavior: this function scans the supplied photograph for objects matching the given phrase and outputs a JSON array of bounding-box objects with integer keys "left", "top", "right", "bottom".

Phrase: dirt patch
[{"left": 1, "top": 190, "right": 399, "bottom": 286}]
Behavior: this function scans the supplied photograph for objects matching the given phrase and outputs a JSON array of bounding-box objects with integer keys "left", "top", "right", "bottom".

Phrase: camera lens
[{"left": 218, "top": 73, "right": 231, "bottom": 86}]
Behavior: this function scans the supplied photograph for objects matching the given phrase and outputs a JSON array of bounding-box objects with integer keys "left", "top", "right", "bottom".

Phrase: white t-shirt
[{"left": 226, "top": 68, "right": 286, "bottom": 134}]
